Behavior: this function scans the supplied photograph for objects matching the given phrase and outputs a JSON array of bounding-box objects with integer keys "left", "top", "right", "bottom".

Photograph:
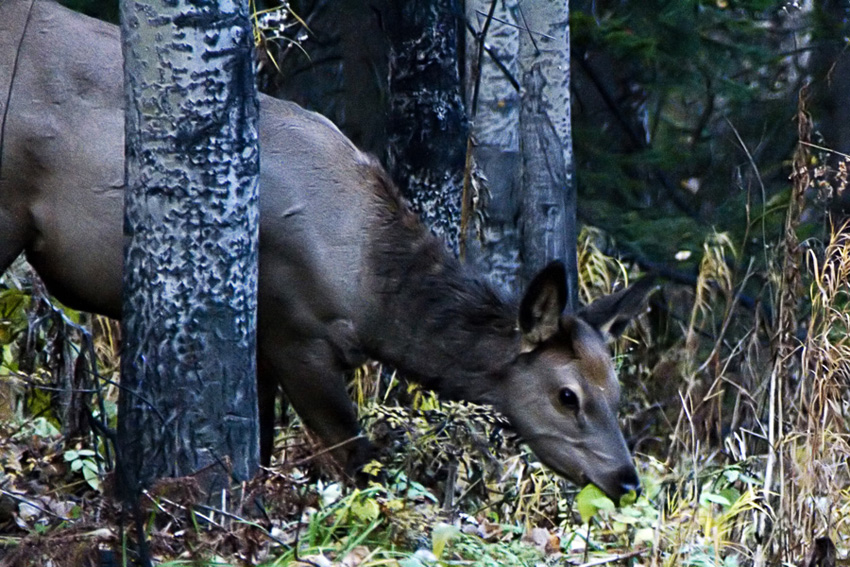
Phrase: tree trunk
[
  {"left": 464, "top": 0, "right": 523, "bottom": 292},
  {"left": 517, "top": 0, "right": 576, "bottom": 309},
  {"left": 465, "top": 1, "right": 576, "bottom": 306},
  {"left": 118, "top": 0, "right": 260, "bottom": 496},
  {"left": 386, "top": 0, "right": 468, "bottom": 255}
]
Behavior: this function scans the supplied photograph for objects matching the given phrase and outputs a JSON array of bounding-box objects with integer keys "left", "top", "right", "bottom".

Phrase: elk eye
[{"left": 558, "top": 388, "right": 579, "bottom": 409}]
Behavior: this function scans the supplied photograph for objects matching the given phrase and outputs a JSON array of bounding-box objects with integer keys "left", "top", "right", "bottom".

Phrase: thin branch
[
  {"left": 469, "top": 0, "right": 498, "bottom": 117},
  {"left": 462, "top": 22, "right": 521, "bottom": 92},
  {"left": 0, "top": 488, "right": 71, "bottom": 522},
  {"left": 800, "top": 141, "right": 850, "bottom": 159},
  {"left": 473, "top": 9, "right": 556, "bottom": 40},
  {"left": 515, "top": 2, "right": 539, "bottom": 56}
]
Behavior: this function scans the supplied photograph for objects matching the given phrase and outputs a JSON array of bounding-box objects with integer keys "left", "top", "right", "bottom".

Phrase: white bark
[
  {"left": 387, "top": 0, "right": 467, "bottom": 254},
  {"left": 119, "top": 0, "right": 260, "bottom": 493},
  {"left": 465, "top": 0, "right": 576, "bottom": 305},
  {"left": 518, "top": 0, "right": 577, "bottom": 308},
  {"left": 464, "top": 0, "right": 523, "bottom": 293}
]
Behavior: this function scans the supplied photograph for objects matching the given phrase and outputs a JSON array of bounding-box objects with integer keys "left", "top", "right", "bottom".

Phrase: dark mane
[{"left": 360, "top": 160, "right": 518, "bottom": 400}]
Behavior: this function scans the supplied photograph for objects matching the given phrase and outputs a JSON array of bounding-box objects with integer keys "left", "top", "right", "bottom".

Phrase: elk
[{"left": 0, "top": 0, "right": 653, "bottom": 500}]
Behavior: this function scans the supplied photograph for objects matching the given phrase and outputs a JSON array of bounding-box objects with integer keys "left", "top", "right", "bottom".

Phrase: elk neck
[{"left": 360, "top": 163, "right": 520, "bottom": 405}]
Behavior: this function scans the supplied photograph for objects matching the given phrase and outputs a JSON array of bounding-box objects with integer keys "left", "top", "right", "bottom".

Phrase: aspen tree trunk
[
  {"left": 517, "top": 0, "right": 577, "bottom": 309},
  {"left": 465, "top": 1, "right": 576, "bottom": 307},
  {"left": 118, "top": 0, "right": 260, "bottom": 496},
  {"left": 464, "top": 0, "right": 523, "bottom": 292}
]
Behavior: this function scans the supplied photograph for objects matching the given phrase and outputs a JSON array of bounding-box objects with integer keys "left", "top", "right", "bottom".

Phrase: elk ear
[
  {"left": 579, "top": 276, "right": 658, "bottom": 340},
  {"left": 519, "top": 261, "right": 567, "bottom": 351}
]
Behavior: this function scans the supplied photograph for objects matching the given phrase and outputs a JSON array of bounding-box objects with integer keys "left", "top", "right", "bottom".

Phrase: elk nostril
[
  {"left": 622, "top": 482, "right": 642, "bottom": 499},
  {"left": 618, "top": 467, "right": 642, "bottom": 499}
]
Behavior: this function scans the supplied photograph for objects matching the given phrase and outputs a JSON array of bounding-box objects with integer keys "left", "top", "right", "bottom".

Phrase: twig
[
  {"left": 289, "top": 433, "right": 367, "bottom": 468},
  {"left": 473, "top": 9, "right": 556, "bottom": 40},
  {"left": 515, "top": 2, "right": 539, "bottom": 56},
  {"left": 726, "top": 117, "right": 768, "bottom": 269},
  {"left": 799, "top": 140, "right": 850, "bottom": 159},
  {"left": 469, "top": 0, "right": 498, "bottom": 118},
  {"left": 0, "top": 489, "right": 71, "bottom": 522}
]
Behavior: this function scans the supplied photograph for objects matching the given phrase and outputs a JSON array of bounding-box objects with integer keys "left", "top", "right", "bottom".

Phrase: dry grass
[{"left": 3, "top": 147, "right": 850, "bottom": 565}]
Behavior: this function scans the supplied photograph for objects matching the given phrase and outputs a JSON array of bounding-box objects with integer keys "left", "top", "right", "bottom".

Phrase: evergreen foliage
[{"left": 572, "top": 0, "right": 809, "bottom": 272}]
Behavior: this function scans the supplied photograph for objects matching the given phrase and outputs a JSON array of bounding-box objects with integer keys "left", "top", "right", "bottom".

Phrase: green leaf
[
  {"left": 576, "top": 484, "right": 615, "bottom": 523},
  {"left": 350, "top": 497, "right": 380, "bottom": 523},
  {"left": 719, "top": 487, "right": 741, "bottom": 507},
  {"left": 82, "top": 465, "right": 102, "bottom": 491},
  {"left": 0, "top": 288, "right": 30, "bottom": 321},
  {"left": 2, "top": 345, "right": 18, "bottom": 372},
  {"left": 31, "top": 417, "right": 61, "bottom": 438},
  {"left": 634, "top": 527, "right": 656, "bottom": 545},
  {"left": 361, "top": 459, "right": 383, "bottom": 477},
  {"left": 431, "top": 523, "right": 459, "bottom": 559},
  {"left": 700, "top": 492, "right": 732, "bottom": 507},
  {"left": 722, "top": 468, "right": 740, "bottom": 483},
  {"left": 619, "top": 489, "right": 638, "bottom": 508}
]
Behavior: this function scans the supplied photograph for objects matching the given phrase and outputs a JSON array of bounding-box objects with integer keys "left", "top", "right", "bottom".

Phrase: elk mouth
[
  {"left": 586, "top": 467, "right": 642, "bottom": 502},
  {"left": 525, "top": 446, "right": 638, "bottom": 502},
  {"left": 538, "top": 449, "right": 637, "bottom": 501},
  {"left": 546, "top": 464, "right": 628, "bottom": 503},
  {"left": 569, "top": 471, "right": 627, "bottom": 503}
]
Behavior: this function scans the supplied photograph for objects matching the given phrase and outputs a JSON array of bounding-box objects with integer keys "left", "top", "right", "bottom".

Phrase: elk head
[{"left": 498, "top": 262, "right": 655, "bottom": 501}]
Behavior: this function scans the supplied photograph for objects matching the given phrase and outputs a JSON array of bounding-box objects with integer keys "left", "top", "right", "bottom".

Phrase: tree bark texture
[
  {"left": 517, "top": 0, "right": 577, "bottom": 309},
  {"left": 465, "top": 0, "right": 576, "bottom": 307},
  {"left": 387, "top": 0, "right": 468, "bottom": 255},
  {"left": 464, "top": 0, "right": 523, "bottom": 293},
  {"left": 119, "top": 0, "right": 260, "bottom": 493}
]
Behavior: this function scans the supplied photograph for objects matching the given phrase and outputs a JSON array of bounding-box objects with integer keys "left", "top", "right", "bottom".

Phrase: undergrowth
[{"left": 2, "top": 152, "right": 850, "bottom": 565}]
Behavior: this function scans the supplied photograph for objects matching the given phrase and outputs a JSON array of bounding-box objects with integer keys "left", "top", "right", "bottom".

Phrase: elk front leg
[
  {"left": 257, "top": 352, "right": 279, "bottom": 466},
  {"left": 261, "top": 336, "right": 372, "bottom": 474}
]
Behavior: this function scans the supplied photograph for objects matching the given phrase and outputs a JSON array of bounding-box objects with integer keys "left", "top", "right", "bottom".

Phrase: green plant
[{"left": 63, "top": 448, "right": 101, "bottom": 492}]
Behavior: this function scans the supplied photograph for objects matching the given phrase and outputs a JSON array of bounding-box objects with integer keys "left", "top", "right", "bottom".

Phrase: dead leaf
[{"left": 341, "top": 545, "right": 371, "bottom": 567}]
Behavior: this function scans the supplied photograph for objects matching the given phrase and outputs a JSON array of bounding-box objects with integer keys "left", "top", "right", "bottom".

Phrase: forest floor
[{"left": 1, "top": 210, "right": 849, "bottom": 566}]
